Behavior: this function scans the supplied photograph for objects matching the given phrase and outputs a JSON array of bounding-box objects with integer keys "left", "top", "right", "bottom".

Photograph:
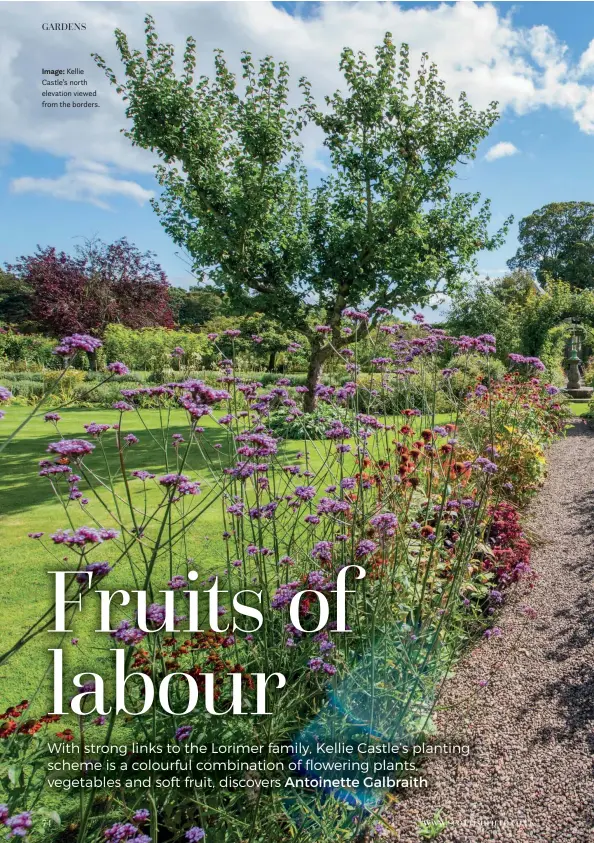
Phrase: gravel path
[{"left": 384, "top": 422, "right": 594, "bottom": 843}]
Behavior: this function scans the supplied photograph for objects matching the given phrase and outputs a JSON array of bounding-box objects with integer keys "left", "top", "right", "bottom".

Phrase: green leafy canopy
[
  {"left": 94, "top": 18, "right": 507, "bottom": 315},
  {"left": 94, "top": 17, "right": 509, "bottom": 403},
  {"left": 509, "top": 201, "right": 594, "bottom": 291}
]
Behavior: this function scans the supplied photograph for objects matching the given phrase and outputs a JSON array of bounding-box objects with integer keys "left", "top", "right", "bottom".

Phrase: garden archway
[{"left": 521, "top": 282, "right": 594, "bottom": 373}]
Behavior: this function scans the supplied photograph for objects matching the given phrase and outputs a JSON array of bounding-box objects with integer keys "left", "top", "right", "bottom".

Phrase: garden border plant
[{"left": 0, "top": 316, "right": 568, "bottom": 843}]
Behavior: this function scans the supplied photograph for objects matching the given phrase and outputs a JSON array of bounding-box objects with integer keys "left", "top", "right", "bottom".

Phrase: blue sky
[{"left": 3, "top": 1, "right": 594, "bottom": 294}]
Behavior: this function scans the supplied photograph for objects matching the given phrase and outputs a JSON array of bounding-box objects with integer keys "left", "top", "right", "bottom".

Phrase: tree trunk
[
  {"left": 304, "top": 347, "right": 327, "bottom": 413},
  {"left": 87, "top": 350, "right": 98, "bottom": 371},
  {"left": 267, "top": 350, "right": 277, "bottom": 372}
]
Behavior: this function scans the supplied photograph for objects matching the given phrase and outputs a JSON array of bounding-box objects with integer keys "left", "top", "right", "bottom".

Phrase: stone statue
[{"left": 565, "top": 326, "right": 592, "bottom": 399}]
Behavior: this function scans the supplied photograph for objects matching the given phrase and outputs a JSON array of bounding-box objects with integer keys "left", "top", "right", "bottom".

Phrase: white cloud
[
  {"left": 485, "top": 141, "right": 520, "bottom": 161},
  {"left": 10, "top": 159, "right": 153, "bottom": 209},
  {"left": 3, "top": 1, "right": 594, "bottom": 203}
]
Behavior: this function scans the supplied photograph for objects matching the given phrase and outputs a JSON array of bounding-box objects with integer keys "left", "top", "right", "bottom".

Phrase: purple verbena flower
[
  {"left": 54, "top": 334, "right": 102, "bottom": 357},
  {"left": 175, "top": 725, "right": 193, "bottom": 742},
  {"left": 107, "top": 362, "right": 129, "bottom": 376},
  {"left": 294, "top": 485, "right": 316, "bottom": 501},
  {"left": 271, "top": 581, "right": 301, "bottom": 610},
  {"left": 47, "top": 439, "right": 95, "bottom": 458},
  {"left": 111, "top": 620, "right": 146, "bottom": 646},
  {"left": 76, "top": 561, "right": 113, "bottom": 583},
  {"left": 168, "top": 575, "right": 188, "bottom": 590},
  {"left": 369, "top": 512, "right": 398, "bottom": 537},
  {"left": 103, "top": 821, "right": 139, "bottom": 841},
  {"left": 51, "top": 526, "right": 119, "bottom": 546},
  {"left": 6, "top": 811, "right": 32, "bottom": 838},
  {"left": 355, "top": 539, "right": 378, "bottom": 558},
  {"left": 311, "top": 541, "right": 333, "bottom": 562},
  {"left": 84, "top": 422, "right": 111, "bottom": 437}
]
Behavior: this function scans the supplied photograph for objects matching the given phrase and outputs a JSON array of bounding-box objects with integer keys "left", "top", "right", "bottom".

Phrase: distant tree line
[{"left": 0, "top": 237, "right": 306, "bottom": 372}]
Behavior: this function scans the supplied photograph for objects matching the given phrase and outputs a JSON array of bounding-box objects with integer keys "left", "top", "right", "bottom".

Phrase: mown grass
[
  {"left": 568, "top": 401, "right": 591, "bottom": 417},
  {"left": 0, "top": 407, "right": 245, "bottom": 712}
]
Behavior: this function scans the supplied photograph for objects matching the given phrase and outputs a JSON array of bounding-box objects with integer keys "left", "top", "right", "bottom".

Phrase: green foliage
[
  {"left": 166, "top": 286, "right": 189, "bottom": 323},
  {"left": 447, "top": 353, "right": 506, "bottom": 395},
  {"left": 520, "top": 280, "right": 594, "bottom": 356},
  {"left": 73, "top": 382, "right": 127, "bottom": 407},
  {"left": 168, "top": 286, "right": 225, "bottom": 327},
  {"left": 446, "top": 271, "right": 533, "bottom": 363},
  {"left": 580, "top": 330, "right": 594, "bottom": 386},
  {"left": 3, "top": 378, "right": 44, "bottom": 401},
  {"left": 95, "top": 22, "right": 313, "bottom": 330},
  {"left": 201, "top": 313, "right": 308, "bottom": 370},
  {"left": 2, "top": 368, "right": 317, "bottom": 408},
  {"left": 83, "top": 369, "right": 149, "bottom": 384},
  {"left": 355, "top": 355, "right": 505, "bottom": 415},
  {"left": 43, "top": 370, "right": 87, "bottom": 403},
  {"left": 509, "top": 201, "right": 594, "bottom": 289},
  {"left": 258, "top": 371, "right": 310, "bottom": 386},
  {"left": 103, "top": 324, "right": 208, "bottom": 371},
  {"left": 0, "top": 332, "right": 60, "bottom": 369},
  {"left": 0, "top": 269, "right": 34, "bottom": 328},
  {"left": 268, "top": 405, "right": 349, "bottom": 439},
  {"left": 355, "top": 371, "right": 454, "bottom": 415},
  {"left": 449, "top": 275, "right": 594, "bottom": 380},
  {"left": 0, "top": 371, "right": 46, "bottom": 383},
  {"left": 95, "top": 19, "right": 508, "bottom": 400},
  {"left": 417, "top": 810, "right": 449, "bottom": 839},
  {"left": 178, "top": 288, "right": 224, "bottom": 327},
  {"left": 538, "top": 324, "right": 571, "bottom": 386},
  {"left": 308, "top": 41, "right": 508, "bottom": 313}
]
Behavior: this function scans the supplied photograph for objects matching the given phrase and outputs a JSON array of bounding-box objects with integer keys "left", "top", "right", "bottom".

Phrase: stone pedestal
[
  {"left": 567, "top": 358, "right": 582, "bottom": 390},
  {"left": 565, "top": 386, "right": 593, "bottom": 399},
  {"left": 565, "top": 350, "right": 593, "bottom": 399}
]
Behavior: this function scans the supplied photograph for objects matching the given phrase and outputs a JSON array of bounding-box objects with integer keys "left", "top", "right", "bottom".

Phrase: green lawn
[
  {"left": 0, "top": 407, "right": 270, "bottom": 712},
  {"left": 568, "top": 401, "right": 591, "bottom": 417}
]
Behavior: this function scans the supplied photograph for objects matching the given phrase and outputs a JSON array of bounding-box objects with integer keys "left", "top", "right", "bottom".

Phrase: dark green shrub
[
  {"left": 0, "top": 333, "right": 59, "bottom": 368},
  {"left": 0, "top": 371, "right": 45, "bottom": 383},
  {"left": 8, "top": 379, "right": 45, "bottom": 400},
  {"left": 73, "top": 382, "right": 126, "bottom": 406},
  {"left": 268, "top": 405, "right": 350, "bottom": 440},
  {"left": 354, "top": 372, "right": 454, "bottom": 415}
]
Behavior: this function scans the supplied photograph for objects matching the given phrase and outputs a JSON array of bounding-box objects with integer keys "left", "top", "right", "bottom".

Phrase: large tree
[
  {"left": 508, "top": 201, "right": 594, "bottom": 290},
  {"left": 177, "top": 287, "right": 223, "bottom": 328},
  {"left": 446, "top": 270, "right": 535, "bottom": 362},
  {"left": 0, "top": 269, "right": 33, "bottom": 328},
  {"left": 95, "top": 19, "right": 508, "bottom": 409},
  {"left": 9, "top": 238, "right": 174, "bottom": 359}
]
